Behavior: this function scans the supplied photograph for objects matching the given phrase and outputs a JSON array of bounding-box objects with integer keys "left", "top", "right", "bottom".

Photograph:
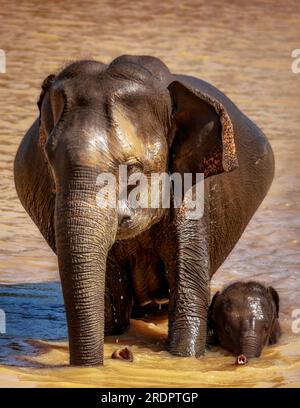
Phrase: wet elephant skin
[{"left": 14, "top": 55, "right": 274, "bottom": 365}]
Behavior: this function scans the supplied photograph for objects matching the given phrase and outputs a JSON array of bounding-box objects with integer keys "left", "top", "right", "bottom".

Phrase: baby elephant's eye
[
  {"left": 263, "top": 324, "right": 269, "bottom": 332},
  {"left": 225, "top": 324, "right": 231, "bottom": 334}
]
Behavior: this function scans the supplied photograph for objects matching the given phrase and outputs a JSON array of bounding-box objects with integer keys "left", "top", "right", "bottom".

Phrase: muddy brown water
[{"left": 0, "top": 0, "right": 299, "bottom": 387}]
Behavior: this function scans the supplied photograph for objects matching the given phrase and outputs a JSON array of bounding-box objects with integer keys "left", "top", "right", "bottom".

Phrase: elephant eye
[{"left": 127, "top": 161, "right": 143, "bottom": 174}]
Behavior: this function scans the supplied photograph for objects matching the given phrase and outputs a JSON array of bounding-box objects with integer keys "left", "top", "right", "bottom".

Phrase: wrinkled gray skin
[
  {"left": 14, "top": 55, "right": 275, "bottom": 366},
  {"left": 208, "top": 282, "right": 281, "bottom": 361}
]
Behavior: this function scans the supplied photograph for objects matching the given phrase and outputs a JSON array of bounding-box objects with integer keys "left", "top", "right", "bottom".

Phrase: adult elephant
[{"left": 14, "top": 55, "right": 274, "bottom": 366}]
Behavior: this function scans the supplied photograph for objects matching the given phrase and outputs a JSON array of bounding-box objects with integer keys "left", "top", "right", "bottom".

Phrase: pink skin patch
[
  {"left": 111, "top": 346, "right": 134, "bottom": 362},
  {"left": 236, "top": 354, "right": 248, "bottom": 365}
]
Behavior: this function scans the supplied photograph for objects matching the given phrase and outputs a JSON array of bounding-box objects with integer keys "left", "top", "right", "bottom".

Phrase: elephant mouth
[{"left": 116, "top": 208, "right": 167, "bottom": 240}]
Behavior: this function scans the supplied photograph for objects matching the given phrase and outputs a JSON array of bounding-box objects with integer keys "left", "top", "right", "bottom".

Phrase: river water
[{"left": 0, "top": 0, "right": 299, "bottom": 387}]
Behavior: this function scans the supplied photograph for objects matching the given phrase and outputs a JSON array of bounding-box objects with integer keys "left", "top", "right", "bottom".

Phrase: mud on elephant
[{"left": 14, "top": 55, "right": 274, "bottom": 365}]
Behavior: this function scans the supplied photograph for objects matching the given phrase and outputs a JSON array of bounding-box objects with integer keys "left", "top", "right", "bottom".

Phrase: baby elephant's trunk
[
  {"left": 237, "top": 331, "right": 263, "bottom": 365},
  {"left": 236, "top": 354, "right": 248, "bottom": 365}
]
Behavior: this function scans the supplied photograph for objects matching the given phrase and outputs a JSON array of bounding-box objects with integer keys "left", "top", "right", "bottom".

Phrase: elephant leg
[
  {"left": 105, "top": 255, "right": 132, "bottom": 335},
  {"left": 167, "top": 207, "right": 210, "bottom": 357}
]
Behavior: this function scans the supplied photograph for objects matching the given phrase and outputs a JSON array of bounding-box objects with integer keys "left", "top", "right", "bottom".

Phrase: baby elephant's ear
[
  {"left": 268, "top": 286, "right": 280, "bottom": 317},
  {"left": 208, "top": 291, "right": 220, "bottom": 321},
  {"left": 167, "top": 81, "right": 238, "bottom": 180},
  {"left": 207, "top": 291, "right": 220, "bottom": 346},
  {"left": 210, "top": 291, "right": 220, "bottom": 312}
]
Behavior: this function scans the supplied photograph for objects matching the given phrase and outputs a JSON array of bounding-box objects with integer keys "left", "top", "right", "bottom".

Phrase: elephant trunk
[
  {"left": 55, "top": 167, "right": 117, "bottom": 366},
  {"left": 237, "top": 331, "right": 262, "bottom": 365}
]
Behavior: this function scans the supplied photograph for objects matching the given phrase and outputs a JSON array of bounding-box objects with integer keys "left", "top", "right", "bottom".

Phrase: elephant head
[
  {"left": 208, "top": 282, "right": 281, "bottom": 364},
  {"left": 36, "top": 55, "right": 238, "bottom": 365}
]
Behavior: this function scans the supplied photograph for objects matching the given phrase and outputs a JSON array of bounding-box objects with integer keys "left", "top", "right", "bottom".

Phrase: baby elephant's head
[{"left": 208, "top": 281, "right": 281, "bottom": 364}]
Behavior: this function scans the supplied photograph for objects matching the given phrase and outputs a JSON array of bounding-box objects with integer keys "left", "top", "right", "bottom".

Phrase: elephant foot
[
  {"left": 167, "top": 331, "right": 206, "bottom": 357},
  {"left": 111, "top": 347, "right": 134, "bottom": 362},
  {"left": 168, "top": 344, "right": 205, "bottom": 358}
]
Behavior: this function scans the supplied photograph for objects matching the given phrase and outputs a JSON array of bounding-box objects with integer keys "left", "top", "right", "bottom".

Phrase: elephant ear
[
  {"left": 37, "top": 74, "right": 56, "bottom": 113},
  {"left": 167, "top": 81, "right": 238, "bottom": 179},
  {"left": 268, "top": 286, "right": 280, "bottom": 318},
  {"left": 37, "top": 74, "right": 56, "bottom": 149}
]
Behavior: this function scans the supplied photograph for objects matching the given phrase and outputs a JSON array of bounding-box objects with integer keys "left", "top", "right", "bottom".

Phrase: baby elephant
[{"left": 208, "top": 281, "right": 281, "bottom": 364}]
